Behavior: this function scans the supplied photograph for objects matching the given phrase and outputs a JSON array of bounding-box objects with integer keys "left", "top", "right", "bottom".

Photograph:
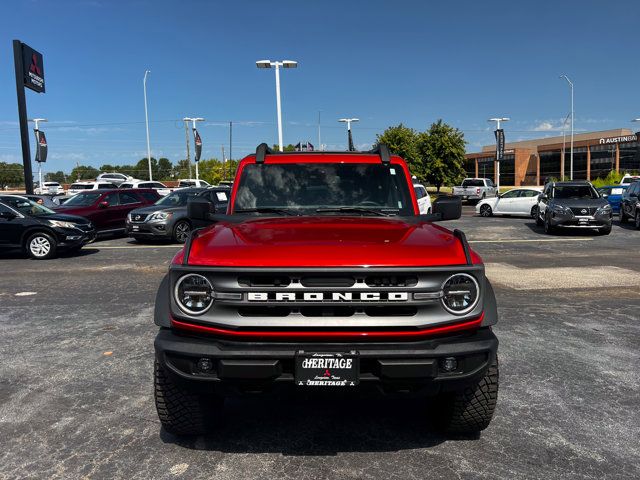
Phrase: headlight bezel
[
  {"left": 49, "top": 219, "right": 79, "bottom": 229},
  {"left": 440, "top": 273, "right": 481, "bottom": 316},
  {"left": 174, "top": 273, "right": 215, "bottom": 316},
  {"left": 149, "top": 211, "right": 171, "bottom": 221}
]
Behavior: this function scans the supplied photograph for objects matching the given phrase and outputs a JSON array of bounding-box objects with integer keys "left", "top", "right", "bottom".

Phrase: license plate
[
  {"left": 132, "top": 225, "right": 139, "bottom": 231},
  {"left": 295, "top": 351, "right": 359, "bottom": 387}
]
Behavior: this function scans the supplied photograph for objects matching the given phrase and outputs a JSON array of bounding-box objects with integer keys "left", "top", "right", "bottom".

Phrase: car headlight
[
  {"left": 441, "top": 273, "right": 480, "bottom": 315},
  {"left": 49, "top": 220, "right": 78, "bottom": 229},
  {"left": 149, "top": 211, "right": 171, "bottom": 221},
  {"left": 550, "top": 204, "right": 572, "bottom": 215},
  {"left": 174, "top": 274, "right": 214, "bottom": 315},
  {"left": 596, "top": 204, "right": 611, "bottom": 215}
]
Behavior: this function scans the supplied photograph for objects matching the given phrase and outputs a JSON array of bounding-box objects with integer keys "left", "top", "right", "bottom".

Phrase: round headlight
[
  {"left": 174, "top": 274, "right": 214, "bottom": 315},
  {"left": 441, "top": 273, "right": 480, "bottom": 315}
]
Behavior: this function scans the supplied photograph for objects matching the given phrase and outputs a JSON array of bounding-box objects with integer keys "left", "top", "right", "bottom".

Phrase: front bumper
[
  {"left": 126, "top": 219, "right": 172, "bottom": 239},
  {"left": 154, "top": 326, "right": 498, "bottom": 395},
  {"left": 548, "top": 211, "right": 612, "bottom": 229},
  {"left": 55, "top": 226, "right": 97, "bottom": 248}
]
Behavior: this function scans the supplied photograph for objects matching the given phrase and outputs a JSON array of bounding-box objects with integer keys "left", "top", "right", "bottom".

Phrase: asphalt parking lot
[{"left": 1, "top": 207, "right": 639, "bottom": 480}]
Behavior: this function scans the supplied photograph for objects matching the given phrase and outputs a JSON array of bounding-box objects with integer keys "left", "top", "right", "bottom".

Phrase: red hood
[{"left": 176, "top": 216, "right": 481, "bottom": 268}]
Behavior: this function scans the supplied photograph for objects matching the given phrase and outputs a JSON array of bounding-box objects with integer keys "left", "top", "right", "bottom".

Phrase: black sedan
[
  {"left": 0, "top": 196, "right": 96, "bottom": 259},
  {"left": 126, "top": 187, "right": 228, "bottom": 243},
  {"left": 619, "top": 179, "right": 640, "bottom": 228}
]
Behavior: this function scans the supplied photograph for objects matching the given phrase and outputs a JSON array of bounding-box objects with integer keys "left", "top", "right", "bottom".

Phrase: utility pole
[
  {"left": 183, "top": 120, "right": 192, "bottom": 179},
  {"left": 221, "top": 145, "right": 226, "bottom": 181},
  {"left": 143, "top": 70, "right": 153, "bottom": 180},
  {"left": 29, "top": 118, "right": 47, "bottom": 192},
  {"left": 560, "top": 75, "right": 574, "bottom": 180},
  {"left": 318, "top": 111, "right": 322, "bottom": 151},
  {"left": 229, "top": 121, "right": 233, "bottom": 165}
]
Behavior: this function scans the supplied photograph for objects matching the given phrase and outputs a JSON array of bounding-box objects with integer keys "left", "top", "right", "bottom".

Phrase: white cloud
[{"left": 533, "top": 121, "right": 555, "bottom": 131}]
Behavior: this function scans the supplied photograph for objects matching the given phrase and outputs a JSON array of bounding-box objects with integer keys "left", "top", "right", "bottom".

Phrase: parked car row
[{"left": 475, "top": 178, "right": 640, "bottom": 235}]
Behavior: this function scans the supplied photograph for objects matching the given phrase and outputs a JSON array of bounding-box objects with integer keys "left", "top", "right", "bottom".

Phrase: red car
[
  {"left": 153, "top": 144, "right": 499, "bottom": 436},
  {"left": 55, "top": 189, "right": 160, "bottom": 234}
]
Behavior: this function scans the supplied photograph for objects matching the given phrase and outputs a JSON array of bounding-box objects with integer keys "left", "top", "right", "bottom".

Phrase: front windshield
[
  {"left": 63, "top": 192, "right": 102, "bottom": 206},
  {"left": 234, "top": 163, "right": 414, "bottom": 215},
  {"left": 553, "top": 185, "right": 599, "bottom": 200},
  {"left": 0, "top": 197, "right": 55, "bottom": 216},
  {"left": 70, "top": 184, "right": 95, "bottom": 190},
  {"left": 155, "top": 190, "right": 201, "bottom": 207}
]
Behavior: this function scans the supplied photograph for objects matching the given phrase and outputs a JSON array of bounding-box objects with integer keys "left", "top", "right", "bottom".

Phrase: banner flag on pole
[
  {"left": 35, "top": 129, "right": 47, "bottom": 163},
  {"left": 193, "top": 129, "right": 202, "bottom": 162}
]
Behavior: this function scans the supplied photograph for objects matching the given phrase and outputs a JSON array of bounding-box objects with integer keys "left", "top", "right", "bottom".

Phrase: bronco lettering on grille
[{"left": 247, "top": 292, "right": 409, "bottom": 302}]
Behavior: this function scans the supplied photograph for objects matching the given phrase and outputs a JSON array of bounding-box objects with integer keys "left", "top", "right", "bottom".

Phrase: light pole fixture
[
  {"left": 143, "top": 70, "right": 153, "bottom": 181},
  {"left": 183, "top": 117, "right": 205, "bottom": 180},
  {"left": 256, "top": 59, "right": 298, "bottom": 152},
  {"left": 339, "top": 118, "right": 359, "bottom": 151},
  {"left": 559, "top": 74, "right": 574, "bottom": 180},
  {"left": 488, "top": 117, "right": 509, "bottom": 190},
  {"left": 29, "top": 118, "right": 47, "bottom": 191}
]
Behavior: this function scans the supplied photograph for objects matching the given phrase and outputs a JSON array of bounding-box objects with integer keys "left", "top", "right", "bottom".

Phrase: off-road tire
[
  {"left": 437, "top": 358, "right": 499, "bottom": 434},
  {"left": 25, "top": 232, "right": 57, "bottom": 260},
  {"left": 154, "top": 359, "right": 219, "bottom": 436}
]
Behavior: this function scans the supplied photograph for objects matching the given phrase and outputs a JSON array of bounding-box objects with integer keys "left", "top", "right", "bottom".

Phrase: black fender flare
[
  {"left": 154, "top": 273, "right": 172, "bottom": 327},
  {"left": 480, "top": 278, "right": 498, "bottom": 327}
]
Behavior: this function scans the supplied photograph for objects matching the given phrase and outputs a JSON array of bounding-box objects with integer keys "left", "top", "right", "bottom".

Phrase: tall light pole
[
  {"left": 339, "top": 118, "right": 359, "bottom": 151},
  {"left": 318, "top": 110, "right": 322, "bottom": 151},
  {"left": 143, "top": 70, "right": 153, "bottom": 181},
  {"left": 29, "top": 118, "right": 47, "bottom": 191},
  {"left": 256, "top": 59, "right": 298, "bottom": 151},
  {"left": 560, "top": 74, "right": 574, "bottom": 180},
  {"left": 488, "top": 117, "right": 509, "bottom": 191},
  {"left": 561, "top": 112, "right": 571, "bottom": 178},
  {"left": 183, "top": 117, "right": 204, "bottom": 180}
]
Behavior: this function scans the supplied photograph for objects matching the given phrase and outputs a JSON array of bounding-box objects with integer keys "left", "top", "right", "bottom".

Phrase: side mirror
[
  {"left": 188, "top": 197, "right": 216, "bottom": 225},
  {"left": 432, "top": 195, "right": 462, "bottom": 221},
  {"left": 98, "top": 201, "right": 109, "bottom": 209},
  {"left": 539, "top": 194, "right": 548, "bottom": 201},
  {"left": 0, "top": 211, "right": 17, "bottom": 220}
]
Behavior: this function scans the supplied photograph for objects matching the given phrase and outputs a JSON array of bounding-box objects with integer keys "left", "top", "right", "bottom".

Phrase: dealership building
[{"left": 464, "top": 129, "right": 639, "bottom": 186}]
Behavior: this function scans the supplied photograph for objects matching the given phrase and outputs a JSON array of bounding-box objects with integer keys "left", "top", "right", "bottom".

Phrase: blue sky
[{"left": 1, "top": 0, "right": 639, "bottom": 174}]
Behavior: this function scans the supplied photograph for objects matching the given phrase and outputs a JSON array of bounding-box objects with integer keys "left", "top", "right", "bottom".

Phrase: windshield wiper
[
  {"left": 315, "top": 206, "right": 399, "bottom": 217},
  {"left": 234, "top": 207, "right": 299, "bottom": 216}
]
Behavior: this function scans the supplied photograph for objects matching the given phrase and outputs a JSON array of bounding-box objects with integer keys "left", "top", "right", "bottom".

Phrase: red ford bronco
[{"left": 153, "top": 144, "right": 499, "bottom": 435}]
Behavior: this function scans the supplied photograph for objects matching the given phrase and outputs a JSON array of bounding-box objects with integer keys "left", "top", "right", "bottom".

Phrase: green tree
[
  {"left": 157, "top": 157, "right": 173, "bottom": 180},
  {"left": 374, "top": 124, "right": 420, "bottom": 171},
  {"left": 70, "top": 165, "right": 100, "bottom": 181},
  {"left": 417, "top": 120, "right": 466, "bottom": 192},
  {"left": 272, "top": 144, "right": 297, "bottom": 152},
  {"left": 0, "top": 162, "right": 25, "bottom": 188},
  {"left": 135, "top": 157, "right": 159, "bottom": 180},
  {"left": 46, "top": 171, "right": 67, "bottom": 184}
]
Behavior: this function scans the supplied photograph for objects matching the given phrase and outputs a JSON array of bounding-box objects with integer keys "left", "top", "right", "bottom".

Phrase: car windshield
[
  {"left": 155, "top": 190, "right": 201, "bottom": 207},
  {"left": 553, "top": 185, "right": 599, "bottom": 200},
  {"left": 0, "top": 197, "right": 55, "bottom": 216},
  {"left": 234, "top": 163, "right": 413, "bottom": 215},
  {"left": 63, "top": 192, "right": 102, "bottom": 206},
  {"left": 70, "top": 183, "right": 94, "bottom": 189},
  {"left": 462, "top": 179, "right": 484, "bottom": 187}
]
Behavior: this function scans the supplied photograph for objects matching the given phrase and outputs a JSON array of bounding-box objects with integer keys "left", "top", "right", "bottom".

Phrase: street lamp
[
  {"left": 488, "top": 117, "right": 509, "bottom": 190},
  {"left": 339, "top": 118, "right": 359, "bottom": 151},
  {"left": 256, "top": 59, "right": 298, "bottom": 152},
  {"left": 183, "top": 117, "right": 205, "bottom": 180},
  {"left": 143, "top": 70, "right": 153, "bottom": 181},
  {"left": 560, "top": 74, "right": 574, "bottom": 180},
  {"left": 29, "top": 118, "right": 47, "bottom": 191}
]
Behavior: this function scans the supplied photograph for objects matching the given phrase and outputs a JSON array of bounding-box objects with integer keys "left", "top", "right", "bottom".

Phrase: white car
[
  {"left": 96, "top": 172, "right": 135, "bottom": 187},
  {"left": 67, "top": 181, "right": 118, "bottom": 195},
  {"left": 620, "top": 174, "right": 640, "bottom": 185},
  {"left": 120, "top": 180, "right": 172, "bottom": 196},
  {"left": 413, "top": 183, "right": 432, "bottom": 214},
  {"left": 476, "top": 187, "right": 543, "bottom": 218},
  {"left": 177, "top": 179, "right": 210, "bottom": 188},
  {"left": 34, "top": 181, "right": 64, "bottom": 195}
]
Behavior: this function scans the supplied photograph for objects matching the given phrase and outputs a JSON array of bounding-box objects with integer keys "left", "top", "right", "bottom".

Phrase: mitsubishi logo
[{"left": 29, "top": 53, "right": 42, "bottom": 76}]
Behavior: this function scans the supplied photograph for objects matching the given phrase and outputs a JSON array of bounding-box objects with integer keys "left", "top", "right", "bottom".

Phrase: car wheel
[
  {"left": 544, "top": 214, "right": 555, "bottom": 234},
  {"left": 172, "top": 220, "right": 191, "bottom": 243},
  {"left": 435, "top": 357, "right": 499, "bottom": 434},
  {"left": 599, "top": 225, "right": 612, "bottom": 235},
  {"left": 535, "top": 210, "right": 544, "bottom": 227},
  {"left": 530, "top": 205, "right": 539, "bottom": 219},
  {"left": 26, "top": 232, "right": 57, "bottom": 260},
  {"left": 154, "top": 359, "right": 221, "bottom": 436},
  {"left": 620, "top": 208, "right": 627, "bottom": 223},
  {"left": 635, "top": 212, "right": 640, "bottom": 230},
  {"left": 479, "top": 204, "right": 492, "bottom": 217}
]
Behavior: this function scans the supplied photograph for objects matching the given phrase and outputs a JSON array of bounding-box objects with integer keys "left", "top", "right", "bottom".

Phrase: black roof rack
[{"left": 252, "top": 143, "right": 393, "bottom": 164}]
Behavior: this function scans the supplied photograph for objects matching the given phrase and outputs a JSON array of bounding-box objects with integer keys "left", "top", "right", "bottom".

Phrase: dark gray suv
[
  {"left": 536, "top": 181, "right": 612, "bottom": 235},
  {"left": 126, "top": 188, "right": 229, "bottom": 243}
]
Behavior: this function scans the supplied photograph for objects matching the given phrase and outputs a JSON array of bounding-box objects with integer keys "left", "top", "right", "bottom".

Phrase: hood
[
  {"left": 38, "top": 213, "right": 91, "bottom": 225},
  {"left": 130, "top": 204, "right": 186, "bottom": 215},
  {"left": 551, "top": 198, "right": 608, "bottom": 207},
  {"left": 179, "top": 216, "right": 479, "bottom": 268}
]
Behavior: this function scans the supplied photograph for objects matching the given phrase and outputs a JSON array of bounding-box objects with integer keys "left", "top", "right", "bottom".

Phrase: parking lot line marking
[
  {"left": 469, "top": 238, "right": 593, "bottom": 244},
  {"left": 83, "top": 245, "right": 183, "bottom": 250}
]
